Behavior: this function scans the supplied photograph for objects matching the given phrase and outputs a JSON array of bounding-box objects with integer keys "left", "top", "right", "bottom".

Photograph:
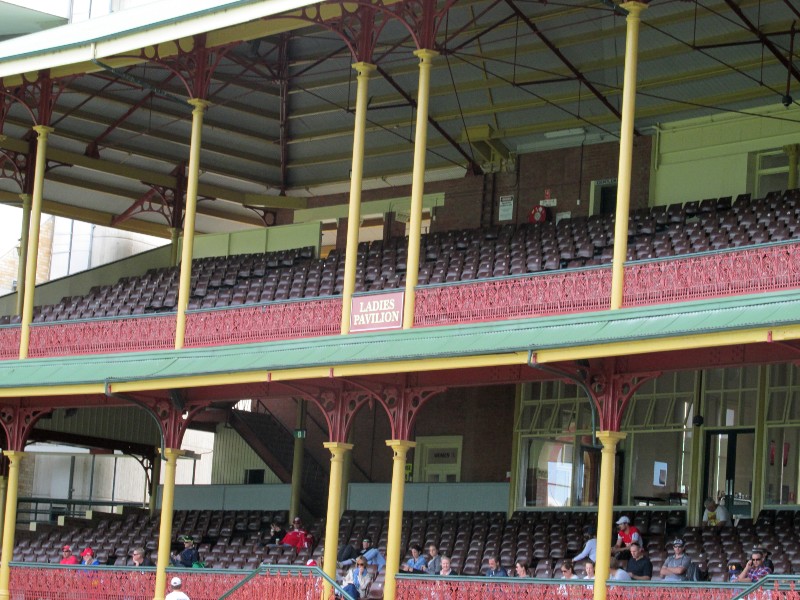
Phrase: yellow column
[
  {"left": 0, "top": 452, "right": 25, "bottom": 600},
  {"left": 153, "top": 449, "right": 183, "bottom": 600},
  {"left": 384, "top": 440, "right": 414, "bottom": 600},
  {"left": 169, "top": 227, "right": 181, "bottom": 267},
  {"left": 402, "top": 50, "right": 438, "bottom": 329},
  {"left": 784, "top": 144, "right": 798, "bottom": 190},
  {"left": 18, "top": 126, "right": 53, "bottom": 359},
  {"left": 340, "top": 62, "right": 375, "bottom": 334},
  {"left": 593, "top": 431, "right": 625, "bottom": 600},
  {"left": 174, "top": 99, "right": 208, "bottom": 350},
  {"left": 609, "top": 1, "right": 647, "bottom": 310},
  {"left": 14, "top": 194, "right": 32, "bottom": 316},
  {"left": 289, "top": 400, "right": 307, "bottom": 523},
  {"left": 322, "top": 442, "right": 353, "bottom": 595}
]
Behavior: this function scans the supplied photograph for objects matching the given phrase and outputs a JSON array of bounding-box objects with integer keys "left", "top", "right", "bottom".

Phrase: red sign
[{"left": 350, "top": 291, "right": 404, "bottom": 332}]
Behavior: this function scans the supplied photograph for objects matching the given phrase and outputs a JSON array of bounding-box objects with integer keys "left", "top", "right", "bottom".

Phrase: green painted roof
[{"left": 1, "top": 290, "right": 799, "bottom": 390}]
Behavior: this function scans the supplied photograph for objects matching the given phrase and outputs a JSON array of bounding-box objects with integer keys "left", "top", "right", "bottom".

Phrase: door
[{"left": 704, "top": 430, "right": 755, "bottom": 518}]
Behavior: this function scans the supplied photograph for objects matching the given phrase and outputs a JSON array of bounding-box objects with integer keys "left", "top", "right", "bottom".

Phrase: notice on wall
[
  {"left": 498, "top": 195, "right": 514, "bottom": 221},
  {"left": 350, "top": 291, "right": 404, "bottom": 332},
  {"left": 653, "top": 461, "right": 668, "bottom": 487}
]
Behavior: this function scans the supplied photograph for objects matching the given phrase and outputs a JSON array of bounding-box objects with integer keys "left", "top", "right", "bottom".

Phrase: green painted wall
[{"left": 652, "top": 104, "right": 800, "bottom": 205}]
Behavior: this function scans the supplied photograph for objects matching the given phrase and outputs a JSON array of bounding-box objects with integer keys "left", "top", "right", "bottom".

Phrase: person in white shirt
[
  {"left": 165, "top": 576, "right": 190, "bottom": 600},
  {"left": 573, "top": 526, "right": 597, "bottom": 563},
  {"left": 702, "top": 498, "right": 731, "bottom": 527}
]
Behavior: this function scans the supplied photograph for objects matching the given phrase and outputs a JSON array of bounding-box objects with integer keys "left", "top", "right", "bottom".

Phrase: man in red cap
[
  {"left": 59, "top": 545, "right": 79, "bottom": 565},
  {"left": 80, "top": 547, "right": 100, "bottom": 566}
]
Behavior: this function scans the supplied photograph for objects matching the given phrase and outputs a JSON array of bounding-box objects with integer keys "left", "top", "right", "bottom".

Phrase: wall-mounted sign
[
  {"left": 350, "top": 291, "right": 404, "bottom": 332},
  {"left": 498, "top": 195, "right": 514, "bottom": 221}
]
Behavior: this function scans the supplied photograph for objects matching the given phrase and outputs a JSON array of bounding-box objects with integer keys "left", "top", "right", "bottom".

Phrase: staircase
[{"left": 229, "top": 409, "right": 329, "bottom": 517}]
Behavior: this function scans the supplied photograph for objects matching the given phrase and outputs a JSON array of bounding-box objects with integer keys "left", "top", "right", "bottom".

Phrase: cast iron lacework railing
[{"left": 0, "top": 240, "right": 798, "bottom": 359}]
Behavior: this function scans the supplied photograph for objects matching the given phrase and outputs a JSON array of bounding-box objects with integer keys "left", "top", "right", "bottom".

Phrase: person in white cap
[
  {"left": 165, "top": 576, "right": 190, "bottom": 600},
  {"left": 611, "top": 516, "right": 642, "bottom": 560}
]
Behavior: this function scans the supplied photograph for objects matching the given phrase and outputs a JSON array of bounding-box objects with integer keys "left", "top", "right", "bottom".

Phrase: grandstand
[{"left": 0, "top": 0, "right": 798, "bottom": 600}]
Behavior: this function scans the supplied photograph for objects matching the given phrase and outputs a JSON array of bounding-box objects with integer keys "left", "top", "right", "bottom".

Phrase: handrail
[{"left": 218, "top": 565, "right": 354, "bottom": 600}]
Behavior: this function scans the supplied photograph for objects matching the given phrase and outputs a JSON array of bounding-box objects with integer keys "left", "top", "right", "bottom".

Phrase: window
[{"left": 751, "top": 149, "right": 789, "bottom": 198}]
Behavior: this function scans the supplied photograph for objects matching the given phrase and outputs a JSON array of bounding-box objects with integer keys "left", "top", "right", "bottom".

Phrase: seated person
[
  {"left": 608, "top": 557, "right": 631, "bottom": 581},
  {"left": 485, "top": 556, "right": 508, "bottom": 577},
  {"left": 728, "top": 561, "right": 744, "bottom": 582},
  {"left": 661, "top": 538, "right": 691, "bottom": 581},
  {"left": 337, "top": 539, "right": 360, "bottom": 563},
  {"left": 702, "top": 498, "right": 731, "bottom": 527},
  {"left": 264, "top": 521, "right": 286, "bottom": 546},
  {"left": 612, "top": 516, "right": 642, "bottom": 561},
  {"left": 80, "top": 547, "right": 100, "bottom": 566},
  {"left": 426, "top": 543, "right": 442, "bottom": 575},
  {"left": 400, "top": 544, "right": 426, "bottom": 573},
  {"left": 626, "top": 542, "right": 652, "bottom": 580},
  {"left": 340, "top": 537, "right": 386, "bottom": 571},
  {"left": 560, "top": 559, "right": 579, "bottom": 579},
  {"left": 341, "top": 557, "right": 374, "bottom": 599},
  {"left": 131, "top": 547, "right": 153, "bottom": 567},
  {"left": 280, "top": 517, "right": 314, "bottom": 552},
  {"left": 736, "top": 549, "right": 771, "bottom": 583},
  {"left": 440, "top": 556, "right": 456, "bottom": 576},
  {"left": 59, "top": 545, "right": 79, "bottom": 565},
  {"left": 170, "top": 535, "right": 200, "bottom": 568},
  {"left": 573, "top": 526, "right": 597, "bottom": 563}
]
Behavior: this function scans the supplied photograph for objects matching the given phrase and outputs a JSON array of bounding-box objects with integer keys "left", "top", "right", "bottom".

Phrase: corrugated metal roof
[{"left": 1, "top": 290, "right": 799, "bottom": 392}]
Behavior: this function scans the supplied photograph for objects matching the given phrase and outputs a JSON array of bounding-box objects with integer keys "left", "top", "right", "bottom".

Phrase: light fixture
[{"left": 544, "top": 127, "right": 586, "bottom": 139}]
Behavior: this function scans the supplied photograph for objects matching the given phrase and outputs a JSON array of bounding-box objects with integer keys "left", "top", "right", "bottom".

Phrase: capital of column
[
  {"left": 32, "top": 125, "right": 53, "bottom": 138},
  {"left": 386, "top": 439, "right": 415, "bottom": 459},
  {"left": 188, "top": 98, "right": 209, "bottom": 113},
  {"left": 2, "top": 451, "right": 25, "bottom": 462},
  {"left": 620, "top": 1, "right": 647, "bottom": 17},
  {"left": 159, "top": 448, "right": 185, "bottom": 462},
  {"left": 596, "top": 431, "right": 626, "bottom": 452},
  {"left": 324, "top": 441, "right": 354, "bottom": 460},
  {"left": 18, "top": 193, "right": 31, "bottom": 203},
  {"left": 352, "top": 62, "right": 376, "bottom": 77},
  {"left": 413, "top": 48, "right": 439, "bottom": 62}
]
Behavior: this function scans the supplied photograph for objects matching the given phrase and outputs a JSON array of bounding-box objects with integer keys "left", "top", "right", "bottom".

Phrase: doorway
[{"left": 703, "top": 430, "right": 755, "bottom": 519}]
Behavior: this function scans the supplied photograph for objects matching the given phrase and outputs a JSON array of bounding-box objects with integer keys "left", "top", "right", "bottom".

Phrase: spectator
[
  {"left": 584, "top": 561, "right": 595, "bottom": 579},
  {"left": 59, "top": 545, "right": 79, "bottom": 565},
  {"left": 737, "top": 549, "right": 771, "bottom": 583},
  {"left": 341, "top": 557, "right": 373, "bottom": 599},
  {"left": 337, "top": 539, "right": 359, "bottom": 564},
  {"left": 131, "top": 547, "right": 152, "bottom": 567},
  {"left": 171, "top": 536, "right": 200, "bottom": 568},
  {"left": 702, "top": 498, "right": 731, "bottom": 527},
  {"left": 400, "top": 544, "right": 426, "bottom": 573},
  {"left": 166, "top": 576, "right": 190, "bottom": 600},
  {"left": 485, "top": 556, "right": 508, "bottom": 577},
  {"left": 426, "top": 543, "right": 442, "bottom": 575},
  {"left": 280, "top": 517, "right": 313, "bottom": 552},
  {"left": 727, "top": 561, "right": 744, "bottom": 582},
  {"left": 514, "top": 560, "right": 531, "bottom": 577},
  {"left": 573, "top": 525, "right": 597, "bottom": 563},
  {"left": 80, "top": 547, "right": 100, "bottom": 566},
  {"left": 626, "top": 542, "right": 652, "bottom": 581},
  {"left": 612, "top": 516, "right": 642, "bottom": 560},
  {"left": 340, "top": 538, "right": 386, "bottom": 572},
  {"left": 440, "top": 556, "right": 455, "bottom": 576},
  {"left": 661, "top": 538, "right": 691, "bottom": 581},
  {"left": 560, "top": 559, "right": 579, "bottom": 579},
  {"left": 264, "top": 521, "right": 286, "bottom": 546},
  {"left": 608, "top": 557, "right": 632, "bottom": 581}
]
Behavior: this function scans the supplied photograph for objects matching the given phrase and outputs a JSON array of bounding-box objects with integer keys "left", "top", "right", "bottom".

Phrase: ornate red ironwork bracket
[
  {"left": 379, "top": 382, "right": 447, "bottom": 441},
  {"left": 0, "top": 402, "right": 52, "bottom": 452}
]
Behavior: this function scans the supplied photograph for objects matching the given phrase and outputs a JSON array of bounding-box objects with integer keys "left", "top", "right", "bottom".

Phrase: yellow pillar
[
  {"left": 153, "top": 449, "right": 183, "bottom": 600},
  {"left": 340, "top": 429, "right": 354, "bottom": 512},
  {"left": 322, "top": 442, "right": 353, "bottom": 595},
  {"left": 340, "top": 62, "right": 375, "bottom": 334},
  {"left": 402, "top": 50, "right": 438, "bottom": 329},
  {"left": 174, "top": 99, "right": 208, "bottom": 350},
  {"left": 384, "top": 440, "right": 414, "bottom": 600},
  {"left": 18, "top": 126, "right": 53, "bottom": 359},
  {"left": 169, "top": 227, "right": 181, "bottom": 267},
  {"left": 593, "top": 431, "right": 625, "bottom": 600},
  {"left": 289, "top": 400, "right": 307, "bottom": 523},
  {"left": 784, "top": 144, "right": 798, "bottom": 190},
  {"left": 609, "top": 2, "right": 647, "bottom": 310},
  {"left": 0, "top": 452, "right": 25, "bottom": 600},
  {"left": 14, "top": 194, "right": 32, "bottom": 316}
]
